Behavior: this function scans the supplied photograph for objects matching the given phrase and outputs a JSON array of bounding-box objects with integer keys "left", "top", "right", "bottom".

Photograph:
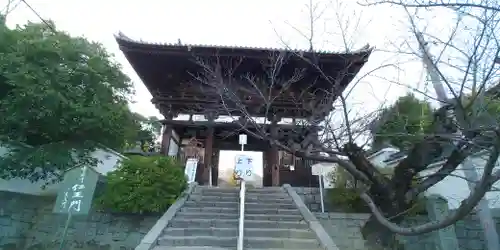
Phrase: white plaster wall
[
  {"left": 0, "top": 145, "right": 125, "bottom": 196},
  {"left": 421, "top": 153, "right": 500, "bottom": 209},
  {"left": 168, "top": 138, "right": 179, "bottom": 156}
]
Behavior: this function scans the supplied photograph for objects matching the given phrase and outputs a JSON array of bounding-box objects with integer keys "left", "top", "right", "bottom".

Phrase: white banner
[{"left": 184, "top": 158, "right": 198, "bottom": 183}]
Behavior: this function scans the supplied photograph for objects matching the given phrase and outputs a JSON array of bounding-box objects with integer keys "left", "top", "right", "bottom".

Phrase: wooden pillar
[
  {"left": 203, "top": 113, "right": 217, "bottom": 185},
  {"left": 161, "top": 124, "right": 173, "bottom": 155},
  {"left": 269, "top": 115, "right": 280, "bottom": 186},
  {"left": 160, "top": 112, "right": 175, "bottom": 156}
]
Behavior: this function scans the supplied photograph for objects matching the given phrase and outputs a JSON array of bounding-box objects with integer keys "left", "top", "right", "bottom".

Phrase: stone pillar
[{"left": 425, "top": 194, "right": 459, "bottom": 250}]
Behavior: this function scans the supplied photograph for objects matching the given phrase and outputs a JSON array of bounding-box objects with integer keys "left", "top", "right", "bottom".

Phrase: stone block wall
[
  {"left": 315, "top": 212, "right": 500, "bottom": 250},
  {"left": 293, "top": 187, "right": 323, "bottom": 212},
  {"left": 454, "top": 216, "right": 500, "bottom": 250},
  {"left": 294, "top": 187, "right": 500, "bottom": 250},
  {"left": 0, "top": 191, "right": 159, "bottom": 250},
  {"left": 315, "top": 213, "right": 369, "bottom": 250}
]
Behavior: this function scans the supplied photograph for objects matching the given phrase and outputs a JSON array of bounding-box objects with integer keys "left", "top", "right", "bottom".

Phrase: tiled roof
[{"left": 114, "top": 32, "right": 373, "bottom": 56}]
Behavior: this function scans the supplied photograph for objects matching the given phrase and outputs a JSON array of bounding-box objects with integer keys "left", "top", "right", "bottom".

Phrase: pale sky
[{"left": 2, "top": 0, "right": 460, "bottom": 122}]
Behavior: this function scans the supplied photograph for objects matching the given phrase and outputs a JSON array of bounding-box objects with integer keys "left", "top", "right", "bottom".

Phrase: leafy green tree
[
  {"left": 371, "top": 94, "right": 434, "bottom": 151},
  {"left": 372, "top": 94, "right": 500, "bottom": 152},
  {"left": 0, "top": 21, "right": 136, "bottom": 182}
]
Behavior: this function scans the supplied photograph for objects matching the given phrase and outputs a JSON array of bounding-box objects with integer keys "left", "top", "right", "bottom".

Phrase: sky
[{"left": 1, "top": 0, "right": 458, "bottom": 122}]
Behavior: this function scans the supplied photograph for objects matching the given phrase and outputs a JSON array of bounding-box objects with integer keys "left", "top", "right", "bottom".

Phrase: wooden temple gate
[{"left": 115, "top": 34, "right": 371, "bottom": 187}]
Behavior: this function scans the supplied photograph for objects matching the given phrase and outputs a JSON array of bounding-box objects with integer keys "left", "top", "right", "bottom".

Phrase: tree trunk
[
  {"left": 361, "top": 189, "right": 411, "bottom": 250},
  {"left": 343, "top": 143, "right": 418, "bottom": 249},
  {"left": 362, "top": 215, "right": 405, "bottom": 250}
]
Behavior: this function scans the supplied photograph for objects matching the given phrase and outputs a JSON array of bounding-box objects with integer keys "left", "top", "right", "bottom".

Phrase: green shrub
[
  {"left": 96, "top": 155, "right": 187, "bottom": 214},
  {"left": 326, "top": 187, "right": 428, "bottom": 216},
  {"left": 327, "top": 188, "right": 370, "bottom": 213}
]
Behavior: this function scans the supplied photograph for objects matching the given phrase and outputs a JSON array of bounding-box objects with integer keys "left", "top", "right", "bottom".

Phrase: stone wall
[
  {"left": 294, "top": 187, "right": 500, "bottom": 250},
  {"left": 315, "top": 213, "right": 369, "bottom": 250},
  {"left": 293, "top": 187, "right": 323, "bottom": 212},
  {"left": 315, "top": 212, "right": 500, "bottom": 250},
  {"left": 0, "top": 191, "right": 159, "bottom": 250},
  {"left": 454, "top": 216, "right": 500, "bottom": 250}
]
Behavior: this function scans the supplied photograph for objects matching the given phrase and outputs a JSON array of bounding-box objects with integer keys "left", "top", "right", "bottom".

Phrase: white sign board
[
  {"left": 184, "top": 158, "right": 198, "bottom": 183},
  {"left": 239, "top": 134, "right": 247, "bottom": 145},
  {"left": 312, "top": 163, "right": 336, "bottom": 189},
  {"left": 234, "top": 154, "right": 253, "bottom": 181},
  {"left": 311, "top": 163, "right": 335, "bottom": 176},
  {"left": 218, "top": 150, "right": 263, "bottom": 187}
]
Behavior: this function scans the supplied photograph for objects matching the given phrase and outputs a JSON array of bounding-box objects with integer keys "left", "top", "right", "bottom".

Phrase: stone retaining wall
[
  {"left": 293, "top": 187, "right": 323, "bottom": 212},
  {"left": 295, "top": 187, "right": 500, "bottom": 250},
  {"left": 0, "top": 191, "right": 159, "bottom": 250},
  {"left": 315, "top": 212, "right": 500, "bottom": 250}
]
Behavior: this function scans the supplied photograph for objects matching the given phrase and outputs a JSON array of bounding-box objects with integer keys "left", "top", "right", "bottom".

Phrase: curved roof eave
[{"left": 114, "top": 32, "right": 374, "bottom": 61}]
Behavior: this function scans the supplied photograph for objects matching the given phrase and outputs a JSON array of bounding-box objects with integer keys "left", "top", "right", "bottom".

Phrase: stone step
[
  {"left": 192, "top": 190, "right": 288, "bottom": 196},
  {"left": 158, "top": 235, "right": 321, "bottom": 249},
  {"left": 183, "top": 200, "right": 238, "bottom": 208},
  {"left": 196, "top": 186, "right": 285, "bottom": 192},
  {"left": 153, "top": 247, "right": 232, "bottom": 250},
  {"left": 184, "top": 201, "right": 297, "bottom": 210},
  {"left": 190, "top": 195, "right": 294, "bottom": 205},
  {"left": 194, "top": 188, "right": 286, "bottom": 196},
  {"left": 190, "top": 194, "right": 292, "bottom": 202},
  {"left": 246, "top": 237, "right": 321, "bottom": 249},
  {"left": 154, "top": 247, "right": 322, "bottom": 250},
  {"left": 157, "top": 235, "right": 236, "bottom": 248},
  {"left": 180, "top": 206, "right": 301, "bottom": 215},
  {"left": 175, "top": 212, "right": 303, "bottom": 221},
  {"left": 192, "top": 192, "right": 290, "bottom": 200},
  {"left": 163, "top": 227, "right": 316, "bottom": 239},
  {"left": 168, "top": 218, "right": 309, "bottom": 229}
]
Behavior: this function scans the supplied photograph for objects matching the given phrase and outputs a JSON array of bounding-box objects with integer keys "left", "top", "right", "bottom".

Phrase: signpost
[
  {"left": 311, "top": 163, "right": 335, "bottom": 213},
  {"left": 184, "top": 158, "right": 198, "bottom": 184},
  {"left": 234, "top": 154, "right": 254, "bottom": 181},
  {"left": 53, "top": 166, "right": 100, "bottom": 250},
  {"left": 239, "top": 134, "right": 247, "bottom": 151},
  {"left": 235, "top": 134, "right": 253, "bottom": 182}
]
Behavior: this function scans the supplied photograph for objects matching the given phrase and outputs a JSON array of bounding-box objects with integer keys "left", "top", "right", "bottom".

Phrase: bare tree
[
  {"left": 359, "top": 0, "right": 500, "bottom": 249},
  {"left": 0, "top": 0, "right": 20, "bottom": 22},
  {"left": 184, "top": 0, "right": 500, "bottom": 248}
]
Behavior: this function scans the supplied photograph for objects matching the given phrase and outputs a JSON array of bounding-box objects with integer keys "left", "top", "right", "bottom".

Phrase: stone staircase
[{"left": 153, "top": 186, "right": 324, "bottom": 250}]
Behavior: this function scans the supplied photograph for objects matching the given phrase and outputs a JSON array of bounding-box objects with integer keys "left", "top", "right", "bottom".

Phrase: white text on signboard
[{"left": 234, "top": 155, "right": 253, "bottom": 181}]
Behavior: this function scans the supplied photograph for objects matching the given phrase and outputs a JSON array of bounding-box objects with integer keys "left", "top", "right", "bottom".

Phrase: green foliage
[
  {"left": 372, "top": 94, "right": 434, "bottom": 151},
  {"left": 124, "top": 114, "right": 162, "bottom": 151},
  {"left": 326, "top": 187, "right": 427, "bottom": 216},
  {"left": 372, "top": 93, "right": 500, "bottom": 152},
  {"left": 0, "top": 21, "right": 140, "bottom": 182},
  {"left": 330, "top": 167, "right": 359, "bottom": 188},
  {"left": 327, "top": 188, "right": 370, "bottom": 213},
  {"left": 96, "top": 156, "right": 187, "bottom": 214},
  {"left": 462, "top": 95, "right": 500, "bottom": 126},
  {"left": 327, "top": 166, "right": 427, "bottom": 216}
]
